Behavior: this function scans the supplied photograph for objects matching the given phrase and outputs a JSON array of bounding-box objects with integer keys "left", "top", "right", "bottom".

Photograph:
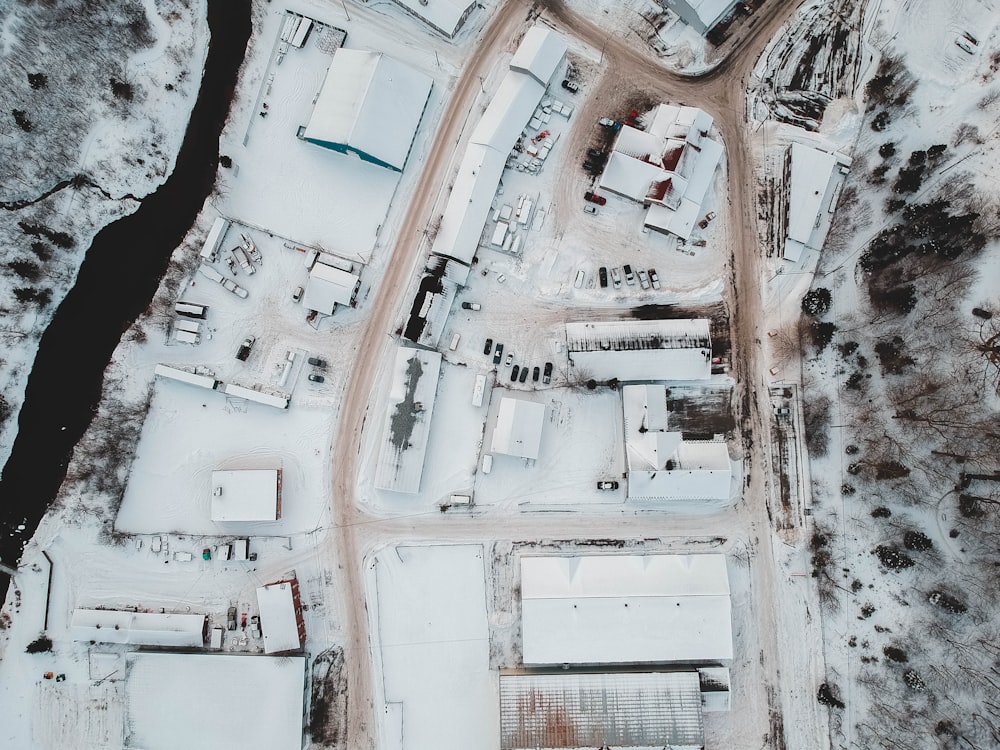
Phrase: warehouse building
[
  {"left": 662, "top": 0, "right": 739, "bottom": 34},
  {"left": 71, "top": 610, "right": 207, "bottom": 648},
  {"left": 301, "top": 49, "right": 433, "bottom": 172},
  {"left": 491, "top": 396, "right": 546, "bottom": 460},
  {"left": 388, "top": 0, "right": 477, "bottom": 38},
  {"left": 256, "top": 577, "right": 306, "bottom": 655},
  {"left": 783, "top": 142, "right": 837, "bottom": 262},
  {"left": 210, "top": 469, "right": 282, "bottom": 522},
  {"left": 566, "top": 319, "right": 712, "bottom": 382}
]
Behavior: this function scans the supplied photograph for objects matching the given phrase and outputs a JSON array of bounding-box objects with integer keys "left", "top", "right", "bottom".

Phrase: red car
[{"left": 584, "top": 191, "right": 607, "bottom": 206}]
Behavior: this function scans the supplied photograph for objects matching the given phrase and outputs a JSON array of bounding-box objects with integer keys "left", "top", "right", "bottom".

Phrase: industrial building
[
  {"left": 662, "top": 0, "right": 739, "bottom": 34},
  {"left": 302, "top": 258, "right": 361, "bottom": 315},
  {"left": 565, "top": 319, "right": 712, "bottom": 382},
  {"left": 210, "top": 469, "right": 282, "bottom": 522},
  {"left": 301, "top": 49, "right": 433, "bottom": 172},
  {"left": 623, "top": 384, "right": 731, "bottom": 501},
  {"left": 783, "top": 142, "right": 837, "bottom": 262},
  {"left": 387, "top": 0, "right": 477, "bottom": 38},
  {"left": 123, "top": 652, "right": 306, "bottom": 750},
  {"left": 499, "top": 671, "right": 706, "bottom": 750},
  {"left": 491, "top": 396, "right": 546, "bottom": 460},
  {"left": 70, "top": 610, "right": 207, "bottom": 648},
  {"left": 374, "top": 346, "right": 443, "bottom": 493},
  {"left": 520, "top": 553, "right": 733, "bottom": 666},
  {"left": 256, "top": 577, "right": 306, "bottom": 655},
  {"left": 597, "top": 104, "right": 723, "bottom": 240}
]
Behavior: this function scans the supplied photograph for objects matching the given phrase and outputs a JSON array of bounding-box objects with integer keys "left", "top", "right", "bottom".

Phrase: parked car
[
  {"left": 308, "top": 373, "right": 325, "bottom": 383},
  {"left": 584, "top": 191, "right": 607, "bottom": 206},
  {"left": 227, "top": 606, "right": 237, "bottom": 631},
  {"left": 236, "top": 336, "right": 255, "bottom": 361},
  {"left": 583, "top": 160, "right": 603, "bottom": 174},
  {"left": 532, "top": 366, "right": 540, "bottom": 382},
  {"left": 484, "top": 337, "right": 493, "bottom": 355},
  {"left": 519, "top": 366, "right": 529, "bottom": 383},
  {"left": 598, "top": 117, "right": 619, "bottom": 129},
  {"left": 583, "top": 205, "right": 598, "bottom": 215},
  {"left": 698, "top": 218, "right": 710, "bottom": 229},
  {"left": 561, "top": 78, "right": 579, "bottom": 93},
  {"left": 637, "top": 269, "right": 650, "bottom": 290},
  {"left": 597, "top": 480, "right": 620, "bottom": 490},
  {"left": 307, "top": 356, "right": 326, "bottom": 368},
  {"left": 493, "top": 343, "right": 504, "bottom": 365},
  {"left": 598, "top": 267, "right": 608, "bottom": 288},
  {"left": 705, "top": 211, "right": 717, "bottom": 222},
  {"left": 649, "top": 269, "right": 661, "bottom": 289},
  {"left": 505, "top": 352, "right": 514, "bottom": 367},
  {"left": 610, "top": 267, "right": 622, "bottom": 288},
  {"left": 292, "top": 286, "right": 303, "bottom": 302},
  {"left": 586, "top": 148, "right": 605, "bottom": 159},
  {"left": 543, "top": 361, "right": 553, "bottom": 385},
  {"left": 461, "top": 301, "right": 481, "bottom": 310},
  {"left": 623, "top": 264, "right": 636, "bottom": 285},
  {"left": 510, "top": 365, "right": 520, "bottom": 382}
]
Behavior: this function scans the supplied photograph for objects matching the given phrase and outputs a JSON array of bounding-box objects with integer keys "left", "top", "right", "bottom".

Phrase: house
[
  {"left": 783, "top": 142, "right": 836, "bottom": 262},
  {"left": 662, "top": 0, "right": 740, "bottom": 34},
  {"left": 491, "top": 397, "right": 545, "bottom": 460},
  {"left": 565, "top": 319, "right": 712, "bottom": 382},
  {"left": 301, "top": 49, "right": 433, "bottom": 172},
  {"left": 210, "top": 469, "right": 282, "bottom": 522},
  {"left": 302, "top": 260, "right": 361, "bottom": 315},
  {"left": 256, "top": 577, "right": 306, "bottom": 655},
  {"left": 623, "top": 384, "right": 731, "bottom": 501},
  {"left": 520, "top": 553, "right": 733, "bottom": 666}
]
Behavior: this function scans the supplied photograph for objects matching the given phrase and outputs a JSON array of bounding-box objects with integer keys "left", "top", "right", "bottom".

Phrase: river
[{"left": 0, "top": 0, "right": 251, "bottom": 599}]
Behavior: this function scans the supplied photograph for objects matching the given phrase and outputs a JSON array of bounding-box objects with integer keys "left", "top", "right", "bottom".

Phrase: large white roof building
[
  {"left": 565, "top": 319, "right": 712, "bottom": 382},
  {"left": 520, "top": 553, "right": 733, "bottom": 666},
  {"left": 124, "top": 653, "right": 305, "bottom": 750},
  {"left": 302, "top": 260, "right": 361, "bottom": 315},
  {"left": 491, "top": 396, "right": 545, "bottom": 460},
  {"left": 387, "top": 0, "right": 477, "bottom": 38},
  {"left": 256, "top": 578, "right": 306, "bottom": 655},
  {"left": 302, "top": 49, "right": 433, "bottom": 172},
  {"left": 375, "top": 346, "right": 443, "bottom": 493},
  {"left": 499, "top": 671, "right": 705, "bottom": 750},
  {"left": 598, "top": 104, "right": 722, "bottom": 240},
  {"left": 210, "top": 469, "right": 282, "bottom": 522},
  {"left": 784, "top": 142, "right": 837, "bottom": 262},
  {"left": 663, "top": 0, "right": 739, "bottom": 34},
  {"left": 71, "top": 610, "right": 206, "bottom": 648},
  {"left": 623, "top": 384, "right": 732, "bottom": 501}
]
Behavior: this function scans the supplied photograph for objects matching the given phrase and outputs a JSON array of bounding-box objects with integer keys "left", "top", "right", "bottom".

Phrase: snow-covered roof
[
  {"left": 124, "top": 652, "right": 305, "bottom": 750},
  {"left": 210, "top": 469, "right": 280, "bottom": 521},
  {"left": 599, "top": 151, "right": 664, "bottom": 202},
  {"left": 787, "top": 142, "right": 836, "bottom": 251},
  {"left": 219, "top": 383, "right": 290, "bottom": 409},
  {"left": 388, "top": 0, "right": 476, "bottom": 37},
  {"left": 644, "top": 198, "right": 702, "bottom": 239},
  {"left": 256, "top": 579, "right": 305, "bottom": 654},
  {"left": 565, "top": 319, "right": 712, "bottom": 382},
  {"left": 491, "top": 396, "right": 545, "bottom": 459},
  {"left": 302, "top": 261, "right": 360, "bottom": 314},
  {"left": 154, "top": 363, "right": 218, "bottom": 390},
  {"left": 623, "top": 385, "right": 731, "bottom": 501},
  {"left": 303, "top": 49, "right": 433, "bottom": 172},
  {"left": 665, "top": 0, "right": 739, "bottom": 32},
  {"left": 509, "top": 26, "right": 568, "bottom": 87},
  {"left": 429, "top": 26, "right": 564, "bottom": 275},
  {"left": 499, "top": 671, "right": 705, "bottom": 750},
  {"left": 520, "top": 554, "right": 733, "bottom": 665},
  {"left": 71, "top": 609, "right": 205, "bottom": 648},
  {"left": 375, "top": 346, "right": 443, "bottom": 493}
]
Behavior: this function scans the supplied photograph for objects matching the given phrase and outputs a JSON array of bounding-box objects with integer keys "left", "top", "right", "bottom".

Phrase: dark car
[
  {"left": 597, "top": 480, "right": 620, "bottom": 490},
  {"left": 236, "top": 336, "right": 255, "bottom": 361},
  {"left": 542, "top": 361, "right": 553, "bottom": 384},
  {"left": 623, "top": 264, "right": 636, "bottom": 285},
  {"left": 583, "top": 160, "right": 602, "bottom": 174},
  {"left": 587, "top": 148, "right": 605, "bottom": 159},
  {"left": 519, "top": 366, "right": 529, "bottom": 383},
  {"left": 584, "top": 191, "right": 607, "bottom": 206},
  {"left": 484, "top": 337, "right": 493, "bottom": 355},
  {"left": 307, "top": 356, "right": 326, "bottom": 368},
  {"left": 493, "top": 343, "right": 504, "bottom": 365},
  {"left": 532, "top": 366, "right": 540, "bottom": 382},
  {"left": 561, "top": 79, "right": 579, "bottom": 93},
  {"left": 308, "top": 373, "right": 325, "bottom": 383},
  {"left": 510, "top": 365, "right": 520, "bottom": 382},
  {"left": 598, "top": 267, "right": 608, "bottom": 288}
]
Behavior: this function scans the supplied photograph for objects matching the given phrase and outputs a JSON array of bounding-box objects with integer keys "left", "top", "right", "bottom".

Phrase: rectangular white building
[
  {"left": 71, "top": 609, "right": 206, "bottom": 648},
  {"left": 784, "top": 142, "right": 837, "bottom": 262},
  {"left": 302, "top": 260, "right": 361, "bottom": 315},
  {"left": 210, "top": 469, "right": 282, "bottom": 521},
  {"left": 491, "top": 396, "right": 545, "bottom": 460},
  {"left": 520, "top": 553, "right": 733, "bottom": 666},
  {"left": 256, "top": 578, "right": 306, "bottom": 655}
]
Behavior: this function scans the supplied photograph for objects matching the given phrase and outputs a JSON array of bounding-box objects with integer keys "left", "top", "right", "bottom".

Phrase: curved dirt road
[{"left": 330, "top": 0, "right": 812, "bottom": 747}]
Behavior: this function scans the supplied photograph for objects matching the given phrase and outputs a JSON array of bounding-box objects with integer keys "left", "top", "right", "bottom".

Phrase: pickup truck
[
  {"left": 236, "top": 336, "right": 256, "bottom": 361},
  {"left": 461, "top": 302, "right": 481, "bottom": 311}
]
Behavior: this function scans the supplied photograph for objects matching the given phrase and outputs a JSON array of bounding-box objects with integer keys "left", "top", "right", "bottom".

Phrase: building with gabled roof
[
  {"left": 663, "top": 0, "right": 740, "bottom": 34},
  {"left": 623, "top": 384, "right": 731, "bottom": 501},
  {"left": 784, "top": 142, "right": 837, "bottom": 262},
  {"left": 71, "top": 609, "right": 207, "bottom": 648},
  {"left": 256, "top": 577, "right": 306, "bottom": 655},
  {"left": 302, "top": 260, "right": 361, "bottom": 315},
  {"left": 520, "top": 553, "right": 733, "bottom": 666},
  {"left": 499, "top": 671, "right": 705, "bottom": 750},
  {"left": 491, "top": 396, "right": 545, "bottom": 460},
  {"left": 387, "top": 0, "right": 477, "bottom": 38},
  {"left": 301, "top": 49, "right": 433, "bottom": 172}
]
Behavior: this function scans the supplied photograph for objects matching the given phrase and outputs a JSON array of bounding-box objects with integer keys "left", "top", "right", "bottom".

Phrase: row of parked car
[
  {"left": 483, "top": 338, "right": 553, "bottom": 385},
  {"left": 597, "top": 264, "right": 660, "bottom": 290}
]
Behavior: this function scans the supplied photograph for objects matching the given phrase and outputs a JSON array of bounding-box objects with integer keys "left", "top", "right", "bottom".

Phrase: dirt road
[{"left": 329, "top": 0, "right": 815, "bottom": 747}]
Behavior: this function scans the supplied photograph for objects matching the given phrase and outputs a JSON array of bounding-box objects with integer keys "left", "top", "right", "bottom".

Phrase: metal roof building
[
  {"left": 387, "top": 0, "right": 477, "bottom": 37},
  {"left": 784, "top": 142, "right": 836, "bottom": 262},
  {"left": 663, "top": 0, "right": 740, "bottom": 34},
  {"left": 302, "top": 260, "right": 361, "bottom": 315},
  {"left": 623, "top": 384, "right": 731, "bottom": 501},
  {"left": 499, "top": 671, "right": 705, "bottom": 750},
  {"left": 256, "top": 577, "right": 306, "bottom": 655},
  {"left": 302, "top": 49, "right": 433, "bottom": 172},
  {"left": 510, "top": 26, "right": 569, "bottom": 86},
  {"left": 491, "top": 396, "right": 545, "bottom": 460},
  {"left": 374, "top": 346, "right": 443, "bottom": 493},
  {"left": 520, "top": 553, "right": 733, "bottom": 666},
  {"left": 210, "top": 469, "right": 282, "bottom": 522},
  {"left": 71, "top": 609, "right": 207, "bottom": 648},
  {"left": 565, "top": 319, "right": 712, "bottom": 382}
]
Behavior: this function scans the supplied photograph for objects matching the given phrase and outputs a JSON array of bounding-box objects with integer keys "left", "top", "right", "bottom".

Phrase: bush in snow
[
  {"left": 802, "top": 287, "right": 832, "bottom": 316},
  {"left": 817, "top": 682, "right": 845, "bottom": 709},
  {"left": 871, "top": 506, "right": 891, "bottom": 518},
  {"left": 903, "top": 530, "right": 933, "bottom": 551},
  {"left": 883, "top": 645, "right": 908, "bottom": 662},
  {"left": 927, "top": 590, "right": 966, "bottom": 614},
  {"left": 809, "top": 320, "right": 836, "bottom": 351},
  {"left": 873, "top": 545, "right": 914, "bottom": 570},
  {"left": 25, "top": 635, "right": 52, "bottom": 653},
  {"left": 903, "top": 670, "right": 925, "bottom": 690}
]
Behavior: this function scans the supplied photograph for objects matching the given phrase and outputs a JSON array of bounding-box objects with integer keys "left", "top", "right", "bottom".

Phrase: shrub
[
  {"left": 903, "top": 670, "right": 925, "bottom": 690},
  {"left": 878, "top": 142, "right": 896, "bottom": 158},
  {"left": 883, "top": 645, "right": 908, "bottom": 662},
  {"left": 928, "top": 590, "right": 966, "bottom": 613},
  {"left": 7, "top": 260, "right": 42, "bottom": 281},
  {"left": 12, "top": 109, "right": 33, "bottom": 132},
  {"left": 871, "top": 507, "right": 892, "bottom": 518},
  {"left": 874, "top": 545, "right": 914, "bottom": 569},
  {"left": 903, "top": 530, "right": 933, "bottom": 551},
  {"left": 894, "top": 165, "right": 925, "bottom": 193},
  {"left": 809, "top": 321, "right": 837, "bottom": 351},
  {"left": 802, "top": 288, "right": 832, "bottom": 316},
  {"left": 817, "top": 682, "right": 845, "bottom": 709},
  {"left": 110, "top": 78, "right": 134, "bottom": 101},
  {"left": 872, "top": 111, "right": 891, "bottom": 131},
  {"left": 875, "top": 461, "right": 910, "bottom": 480},
  {"left": 26, "top": 636, "right": 52, "bottom": 653},
  {"left": 27, "top": 72, "right": 48, "bottom": 89}
]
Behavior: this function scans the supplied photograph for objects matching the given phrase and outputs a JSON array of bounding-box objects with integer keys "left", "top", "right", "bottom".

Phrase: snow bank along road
[{"left": 331, "top": 0, "right": 813, "bottom": 747}]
